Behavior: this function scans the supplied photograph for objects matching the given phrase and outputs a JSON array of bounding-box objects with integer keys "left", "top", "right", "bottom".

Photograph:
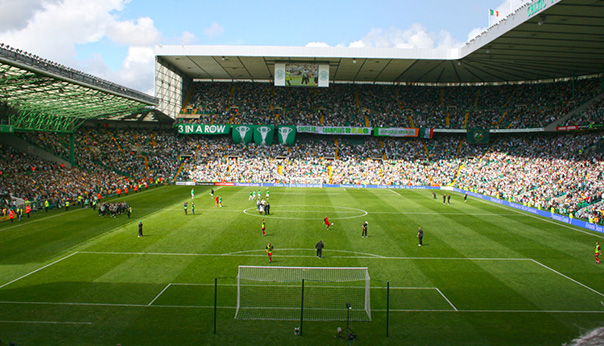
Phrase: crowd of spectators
[
  {"left": 3, "top": 76, "right": 604, "bottom": 224},
  {"left": 6, "top": 125, "right": 604, "bottom": 222},
  {"left": 0, "top": 142, "right": 130, "bottom": 210},
  {"left": 563, "top": 97, "right": 604, "bottom": 127},
  {"left": 177, "top": 77, "right": 603, "bottom": 130}
]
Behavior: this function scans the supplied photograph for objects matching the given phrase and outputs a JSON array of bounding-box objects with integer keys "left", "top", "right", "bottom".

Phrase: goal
[{"left": 235, "top": 266, "right": 371, "bottom": 321}]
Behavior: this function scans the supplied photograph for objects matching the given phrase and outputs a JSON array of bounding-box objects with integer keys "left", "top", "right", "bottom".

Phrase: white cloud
[
  {"left": 0, "top": 0, "right": 172, "bottom": 94},
  {"left": 467, "top": 27, "right": 486, "bottom": 42},
  {"left": 305, "top": 42, "right": 330, "bottom": 48},
  {"left": 179, "top": 31, "right": 196, "bottom": 45},
  {"left": 0, "top": 0, "right": 59, "bottom": 32},
  {"left": 106, "top": 17, "right": 162, "bottom": 46},
  {"left": 204, "top": 21, "right": 224, "bottom": 39},
  {"left": 334, "top": 24, "right": 463, "bottom": 50}
]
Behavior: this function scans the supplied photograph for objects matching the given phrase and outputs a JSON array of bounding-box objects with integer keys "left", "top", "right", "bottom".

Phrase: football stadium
[{"left": 2, "top": 1, "right": 604, "bottom": 345}]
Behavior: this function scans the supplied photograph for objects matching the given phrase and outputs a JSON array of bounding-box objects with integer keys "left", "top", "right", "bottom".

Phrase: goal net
[{"left": 235, "top": 266, "right": 371, "bottom": 321}]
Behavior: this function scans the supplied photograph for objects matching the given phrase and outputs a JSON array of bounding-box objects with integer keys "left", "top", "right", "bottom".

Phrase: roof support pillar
[{"left": 69, "top": 132, "right": 75, "bottom": 166}]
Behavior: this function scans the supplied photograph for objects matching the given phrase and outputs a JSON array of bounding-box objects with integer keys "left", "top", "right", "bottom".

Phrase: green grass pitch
[{"left": 1, "top": 185, "right": 604, "bottom": 345}]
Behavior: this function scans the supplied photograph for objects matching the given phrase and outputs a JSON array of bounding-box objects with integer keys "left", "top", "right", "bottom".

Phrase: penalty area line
[
  {"left": 0, "top": 252, "right": 79, "bottom": 289},
  {"left": 2, "top": 300, "right": 603, "bottom": 314},
  {"left": 0, "top": 320, "right": 92, "bottom": 325},
  {"left": 148, "top": 283, "right": 172, "bottom": 306},
  {"left": 530, "top": 259, "right": 604, "bottom": 298},
  {"left": 473, "top": 195, "right": 604, "bottom": 240},
  {"left": 435, "top": 287, "right": 458, "bottom": 311}
]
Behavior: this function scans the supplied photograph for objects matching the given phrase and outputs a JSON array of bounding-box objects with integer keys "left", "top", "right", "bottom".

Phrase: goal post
[{"left": 235, "top": 266, "right": 371, "bottom": 321}]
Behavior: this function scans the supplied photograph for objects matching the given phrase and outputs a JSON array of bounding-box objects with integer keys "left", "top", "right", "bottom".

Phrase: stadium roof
[
  {"left": 0, "top": 46, "right": 161, "bottom": 133},
  {"left": 156, "top": 0, "right": 604, "bottom": 85}
]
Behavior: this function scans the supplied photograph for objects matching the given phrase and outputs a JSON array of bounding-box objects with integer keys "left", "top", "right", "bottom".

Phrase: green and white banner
[
  {"left": 232, "top": 125, "right": 255, "bottom": 144},
  {"left": 278, "top": 125, "right": 296, "bottom": 145},
  {"left": 176, "top": 124, "right": 231, "bottom": 135},
  {"left": 467, "top": 128, "right": 489, "bottom": 144},
  {"left": 296, "top": 126, "right": 372, "bottom": 136},
  {"left": 254, "top": 125, "right": 275, "bottom": 145}
]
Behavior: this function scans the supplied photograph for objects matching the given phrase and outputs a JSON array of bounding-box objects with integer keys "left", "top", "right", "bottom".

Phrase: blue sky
[{"left": 0, "top": 0, "right": 526, "bottom": 94}]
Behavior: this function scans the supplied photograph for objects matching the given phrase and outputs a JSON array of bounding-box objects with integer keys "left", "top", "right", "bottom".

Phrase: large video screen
[
  {"left": 285, "top": 63, "right": 318, "bottom": 86},
  {"left": 275, "top": 63, "right": 329, "bottom": 87}
]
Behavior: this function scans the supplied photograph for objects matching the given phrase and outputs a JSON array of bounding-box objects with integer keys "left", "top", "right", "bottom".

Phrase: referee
[{"left": 315, "top": 240, "right": 324, "bottom": 259}]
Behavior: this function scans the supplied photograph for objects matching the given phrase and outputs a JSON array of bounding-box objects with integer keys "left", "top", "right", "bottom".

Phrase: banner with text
[
  {"left": 232, "top": 125, "right": 255, "bottom": 144},
  {"left": 296, "top": 126, "right": 372, "bottom": 136},
  {"left": 278, "top": 125, "right": 296, "bottom": 145},
  {"left": 374, "top": 127, "right": 418, "bottom": 137},
  {"left": 176, "top": 124, "right": 231, "bottom": 135},
  {"left": 373, "top": 127, "right": 433, "bottom": 138},
  {"left": 254, "top": 125, "right": 275, "bottom": 145}
]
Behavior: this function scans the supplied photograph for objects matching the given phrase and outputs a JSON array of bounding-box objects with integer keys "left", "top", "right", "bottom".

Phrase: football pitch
[{"left": 1, "top": 185, "right": 604, "bottom": 346}]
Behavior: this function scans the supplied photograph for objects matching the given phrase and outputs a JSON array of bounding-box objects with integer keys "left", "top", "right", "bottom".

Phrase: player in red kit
[{"left": 324, "top": 216, "right": 331, "bottom": 230}]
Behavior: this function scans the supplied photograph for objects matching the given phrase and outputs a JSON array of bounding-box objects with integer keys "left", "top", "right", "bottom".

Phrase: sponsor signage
[{"left": 556, "top": 125, "right": 578, "bottom": 131}]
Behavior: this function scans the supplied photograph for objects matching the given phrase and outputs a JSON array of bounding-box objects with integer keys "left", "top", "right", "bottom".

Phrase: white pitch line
[
  {"left": 435, "top": 287, "right": 458, "bottom": 311},
  {"left": 0, "top": 320, "right": 92, "bottom": 325},
  {"left": 389, "top": 189, "right": 401, "bottom": 196},
  {"left": 473, "top": 195, "right": 604, "bottom": 240},
  {"left": 0, "top": 209, "right": 84, "bottom": 232},
  {"left": 0, "top": 300, "right": 233, "bottom": 309},
  {"left": 0, "top": 187, "right": 161, "bottom": 233},
  {"left": 77, "top": 250, "right": 527, "bottom": 261},
  {"left": 0, "top": 300, "right": 149, "bottom": 308},
  {"left": 148, "top": 283, "right": 172, "bottom": 306},
  {"left": 371, "top": 309, "right": 604, "bottom": 313},
  {"left": 0, "top": 190, "right": 165, "bottom": 232},
  {"left": 368, "top": 212, "right": 527, "bottom": 216},
  {"left": 1, "top": 300, "right": 603, "bottom": 314},
  {"left": 530, "top": 259, "right": 604, "bottom": 297},
  {"left": 0, "top": 252, "right": 79, "bottom": 289}
]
